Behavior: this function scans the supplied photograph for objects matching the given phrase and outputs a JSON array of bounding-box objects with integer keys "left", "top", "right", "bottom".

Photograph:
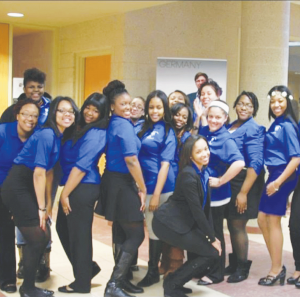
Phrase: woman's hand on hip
[
  {"left": 39, "top": 210, "right": 46, "bottom": 231},
  {"left": 212, "top": 238, "right": 222, "bottom": 256},
  {"left": 60, "top": 196, "right": 72, "bottom": 215},
  {"left": 149, "top": 193, "right": 160, "bottom": 212},
  {"left": 236, "top": 192, "right": 247, "bottom": 214},
  {"left": 138, "top": 189, "right": 146, "bottom": 212}
]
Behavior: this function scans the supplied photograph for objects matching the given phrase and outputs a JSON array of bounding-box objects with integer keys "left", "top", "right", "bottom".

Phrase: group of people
[{"left": 0, "top": 68, "right": 299, "bottom": 297}]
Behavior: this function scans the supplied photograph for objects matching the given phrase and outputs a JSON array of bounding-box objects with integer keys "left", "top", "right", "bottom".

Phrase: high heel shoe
[
  {"left": 258, "top": 265, "right": 286, "bottom": 286},
  {"left": 287, "top": 275, "right": 300, "bottom": 285}
]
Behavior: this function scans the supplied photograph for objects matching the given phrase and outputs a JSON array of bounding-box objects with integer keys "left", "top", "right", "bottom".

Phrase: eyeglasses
[
  {"left": 20, "top": 113, "right": 39, "bottom": 119},
  {"left": 236, "top": 102, "right": 253, "bottom": 109},
  {"left": 130, "top": 104, "right": 144, "bottom": 111},
  {"left": 56, "top": 109, "right": 75, "bottom": 115}
]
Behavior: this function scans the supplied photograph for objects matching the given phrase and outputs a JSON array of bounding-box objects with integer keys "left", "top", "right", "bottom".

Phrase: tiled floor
[{"left": 1, "top": 196, "right": 299, "bottom": 297}]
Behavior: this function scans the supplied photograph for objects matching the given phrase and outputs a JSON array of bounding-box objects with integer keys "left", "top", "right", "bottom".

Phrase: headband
[
  {"left": 208, "top": 100, "right": 229, "bottom": 115},
  {"left": 267, "top": 91, "right": 293, "bottom": 100}
]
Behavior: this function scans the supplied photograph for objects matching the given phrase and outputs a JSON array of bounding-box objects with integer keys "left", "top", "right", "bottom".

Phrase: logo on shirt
[
  {"left": 146, "top": 131, "right": 159, "bottom": 140},
  {"left": 209, "top": 137, "right": 216, "bottom": 145},
  {"left": 272, "top": 125, "right": 281, "bottom": 134}
]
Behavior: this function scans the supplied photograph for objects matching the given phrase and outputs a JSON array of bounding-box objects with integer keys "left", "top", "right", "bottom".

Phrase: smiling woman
[{"left": 1, "top": 97, "right": 79, "bottom": 297}]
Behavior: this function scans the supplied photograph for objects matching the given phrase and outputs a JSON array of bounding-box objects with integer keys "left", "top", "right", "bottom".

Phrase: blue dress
[{"left": 259, "top": 116, "right": 300, "bottom": 216}]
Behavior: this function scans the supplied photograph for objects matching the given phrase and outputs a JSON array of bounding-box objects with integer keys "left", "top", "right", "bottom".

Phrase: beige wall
[
  {"left": 57, "top": 14, "right": 125, "bottom": 102},
  {"left": 123, "top": 1, "right": 242, "bottom": 114},
  {"left": 290, "top": 3, "right": 300, "bottom": 40},
  {"left": 13, "top": 30, "right": 54, "bottom": 95}
]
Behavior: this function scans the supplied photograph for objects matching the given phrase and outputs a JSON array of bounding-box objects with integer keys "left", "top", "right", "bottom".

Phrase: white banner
[{"left": 156, "top": 57, "right": 227, "bottom": 100}]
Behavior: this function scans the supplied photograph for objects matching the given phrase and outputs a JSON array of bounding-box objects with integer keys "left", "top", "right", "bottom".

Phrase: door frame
[{"left": 74, "top": 47, "right": 112, "bottom": 105}]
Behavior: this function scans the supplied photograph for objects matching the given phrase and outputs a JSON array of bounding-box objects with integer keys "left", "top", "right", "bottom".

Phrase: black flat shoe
[
  {"left": 258, "top": 266, "right": 286, "bottom": 286},
  {"left": 92, "top": 261, "right": 101, "bottom": 279},
  {"left": 58, "top": 286, "right": 77, "bottom": 293},
  {"left": 287, "top": 276, "right": 300, "bottom": 284},
  {"left": 19, "top": 286, "right": 54, "bottom": 297},
  {"left": 179, "top": 286, "right": 192, "bottom": 294},
  {"left": 1, "top": 283, "right": 17, "bottom": 293}
]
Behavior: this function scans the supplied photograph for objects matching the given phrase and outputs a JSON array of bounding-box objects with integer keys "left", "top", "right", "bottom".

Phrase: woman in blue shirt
[
  {"left": 257, "top": 86, "right": 300, "bottom": 286},
  {"left": 137, "top": 90, "right": 177, "bottom": 288},
  {"left": 0, "top": 99, "right": 39, "bottom": 294},
  {"left": 159, "top": 103, "right": 193, "bottom": 279},
  {"left": 56, "top": 93, "right": 109, "bottom": 293},
  {"left": 95, "top": 80, "right": 147, "bottom": 297},
  {"left": 198, "top": 100, "right": 245, "bottom": 285},
  {"left": 225, "top": 91, "right": 265, "bottom": 283},
  {"left": 2, "top": 96, "right": 78, "bottom": 297}
]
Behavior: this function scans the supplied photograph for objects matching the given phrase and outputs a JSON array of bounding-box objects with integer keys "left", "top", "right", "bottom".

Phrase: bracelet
[
  {"left": 193, "top": 126, "right": 199, "bottom": 130},
  {"left": 272, "top": 182, "right": 279, "bottom": 192},
  {"left": 39, "top": 207, "right": 47, "bottom": 212}
]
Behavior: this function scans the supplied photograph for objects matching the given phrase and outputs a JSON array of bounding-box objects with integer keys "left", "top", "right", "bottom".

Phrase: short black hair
[
  {"left": 268, "top": 85, "right": 297, "bottom": 123},
  {"left": 23, "top": 68, "right": 46, "bottom": 87},
  {"left": 179, "top": 135, "right": 209, "bottom": 172},
  {"left": 170, "top": 103, "right": 193, "bottom": 133},
  {"left": 233, "top": 91, "right": 259, "bottom": 117},
  {"left": 79, "top": 92, "right": 110, "bottom": 127},
  {"left": 13, "top": 98, "right": 40, "bottom": 117},
  {"left": 44, "top": 96, "right": 80, "bottom": 139}
]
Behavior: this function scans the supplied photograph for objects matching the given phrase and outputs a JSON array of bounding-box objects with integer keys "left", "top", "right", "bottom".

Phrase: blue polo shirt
[
  {"left": 264, "top": 115, "right": 300, "bottom": 167},
  {"left": 192, "top": 162, "right": 209, "bottom": 209},
  {"left": 133, "top": 119, "right": 145, "bottom": 134},
  {"left": 60, "top": 128, "right": 106, "bottom": 185},
  {"left": 172, "top": 131, "right": 191, "bottom": 177},
  {"left": 106, "top": 115, "right": 141, "bottom": 174},
  {"left": 200, "top": 125, "right": 244, "bottom": 206},
  {"left": 14, "top": 128, "right": 62, "bottom": 171},
  {"left": 37, "top": 96, "right": 51, "bottom": 128},
  {"left": 139, "top": 121, "right": 176, "bottom": 194},
  {"left": 227, "top": 117, "right": 265, "bottom": 175},
  {"left": 0, "top": 121, "right": 27, "bottom": 185}
]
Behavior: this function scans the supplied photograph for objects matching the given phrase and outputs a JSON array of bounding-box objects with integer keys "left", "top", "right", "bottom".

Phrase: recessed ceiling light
[
  {"left": 289, "top": 41, "right": 300, "bottom": 47},
  {"left": 7, "top": 13, "right": 24, "bottom": 18}
]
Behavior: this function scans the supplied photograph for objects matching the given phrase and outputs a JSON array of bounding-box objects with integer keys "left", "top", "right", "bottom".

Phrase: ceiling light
[
  {"left": 289, "top": 41, "right": 300, "bottom": 47},
  {"left": 7, "top": 13, "right": 24, "bottom": 18}
]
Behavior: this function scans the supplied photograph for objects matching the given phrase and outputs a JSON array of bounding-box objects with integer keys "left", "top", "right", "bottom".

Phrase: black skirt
[
  {"left": 225, "top": 168, "right": 265, "bottom": 220},
  {"left": 1, "top": 164, "right": 39, "bottom": 227},
  {"left": 94, "top": 170, "right": 144, "bottom": 222}
]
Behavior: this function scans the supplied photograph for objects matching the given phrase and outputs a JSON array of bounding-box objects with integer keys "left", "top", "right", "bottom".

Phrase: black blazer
[{"left": 154, "top": 165, "right": 215, "bottom": 242}]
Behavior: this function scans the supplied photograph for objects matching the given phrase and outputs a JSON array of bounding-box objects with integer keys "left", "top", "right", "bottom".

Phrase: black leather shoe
[
  {"left": 1, "top": 283, "right": 17, "bottom": 293},
  {"left": 295, "top": 277, "right": 300, "bottom": 289},
  {"left": 92, "top": 261, "right": 101, "bottom": 279},
  {"left": 20, "top": 286, "right": 54, "bottom": 297},
  {"left": 258, "top": 266, "right": 286, "bottom": 286},
  {"left": 179, "top": 286, "right": 192, "bottom": 294},
  {"left": 120, "top": 279, "right": 144, "bottom": 294},
  {"left": 287, "top": 276, "right": 300, "bottom": 284}
]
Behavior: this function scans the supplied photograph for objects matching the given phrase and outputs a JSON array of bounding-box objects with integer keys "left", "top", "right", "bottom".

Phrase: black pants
[
  {"left": 56, "top": 183, "right": 100, "bottom": 293},
  {"left": 290, "top": 177, "right": 300, "bottom": 271},
  {"left": 0, "top": 193, "right": 16, "bottom": 286},
  {"left": 152, "top": 217, "right": 219, "bottom": 276},
  {"left": 205, "top": 204, "right": 226, "bottom": 282}
]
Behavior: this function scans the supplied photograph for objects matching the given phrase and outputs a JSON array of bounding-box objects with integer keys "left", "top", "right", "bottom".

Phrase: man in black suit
[{"left": 187, "top": 72, "right": 208, "bottom": 111}]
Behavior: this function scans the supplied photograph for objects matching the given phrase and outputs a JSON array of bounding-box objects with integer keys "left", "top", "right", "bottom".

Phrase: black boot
[
  {"left": 137, "top": 239, "right": 163, "bottom": 287},
  {"left": 36, "top": 248, "right": 51, "bottom": 283},
  {"left": 17, "top": 244, "right": 25, "bottom": 279},
  {"left": 113, "top": 244, "right": 143, "bottom": 293},
  {"left": 104, "top": 250, "right": 137, "bottom": 297},
  {"left": 224, "top": 253, "right": 237, "bottom": 276},
  {"left": 163, "top": 256, "right": 213, "bottom": 297},
  {"left": 227, "top": 260, "right": 252, "bottom": 283}
]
